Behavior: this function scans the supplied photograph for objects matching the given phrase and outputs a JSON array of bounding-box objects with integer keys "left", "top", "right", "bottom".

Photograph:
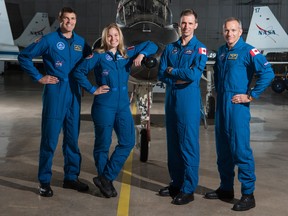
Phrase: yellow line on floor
[
  {"left": 116, "top": 100, "right": 137, "bottom": 216},
  {"left": 117, "top": 151, "right": 133, "bottom": 216},
  {"left": 131, "top": 99, "right": 137, "bottom": 115}
]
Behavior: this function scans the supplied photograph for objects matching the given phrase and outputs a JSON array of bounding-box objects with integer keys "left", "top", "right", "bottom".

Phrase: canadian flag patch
[
  {"left": 199, "top": 47, "right": 207, "bottom": 55},
  {"left": 250, "top": 48, "right": 260, "bottom": 56}
]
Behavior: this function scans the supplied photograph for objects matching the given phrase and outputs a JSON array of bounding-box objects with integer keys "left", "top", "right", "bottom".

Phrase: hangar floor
[{"left": 0, "top": 68, "right": 287, "bottom": 216}]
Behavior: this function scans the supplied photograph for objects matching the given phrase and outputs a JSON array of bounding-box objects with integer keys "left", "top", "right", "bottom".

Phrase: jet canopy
[{"left": 116, "top": 0, "right": 173, "bottom": 27}]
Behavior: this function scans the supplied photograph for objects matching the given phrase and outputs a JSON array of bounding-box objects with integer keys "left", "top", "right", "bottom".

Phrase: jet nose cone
[{"left": 143, "top": 56, "right": 157, "bottom": 68}]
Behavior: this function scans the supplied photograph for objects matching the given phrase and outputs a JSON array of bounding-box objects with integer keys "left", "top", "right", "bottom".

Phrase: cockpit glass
[{"left": 116, "top": 0, "right": 173, "bottom": 27}]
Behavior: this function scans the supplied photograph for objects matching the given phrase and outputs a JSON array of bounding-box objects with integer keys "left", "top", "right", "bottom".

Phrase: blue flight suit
[
  {"left": 73, "top": 41, "right": 158, "bottom": 181},
  {"left": 158, "top": 36, "right": 207, "bottom": 194},
  {"left": 18, "top": 28, "right": 91, "bottom": 184},
  {"left": 213, "top": 37, "right": 274, "bottom": 195}
]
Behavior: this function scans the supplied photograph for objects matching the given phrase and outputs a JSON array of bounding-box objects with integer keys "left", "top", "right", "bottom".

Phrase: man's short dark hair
[
  {"left": 180, "top": 9, "right": 198, "bottom": 23},
  {"left": 59, "top": 7, "right": 77, "bottom": 19}
]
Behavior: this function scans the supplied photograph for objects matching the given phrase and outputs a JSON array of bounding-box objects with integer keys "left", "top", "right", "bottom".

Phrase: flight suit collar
[
  {"left": 57, "top": 28, "right": 75, "bottom": 42},
  {"left": 226, "top": 36, "right": 245, "bottom": 51},
  {"left": 177, "top": 35, "right": 198, "bottom": 48}
]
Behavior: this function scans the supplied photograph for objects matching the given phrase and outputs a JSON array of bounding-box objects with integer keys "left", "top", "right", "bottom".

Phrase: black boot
[
  {"left": 172, "top": 192, "right": 194, "bottom": 205},
  {"left": 158, "top": 186, "right": 170, "bottom": 196},
  {"left": 63, "top": 179, "right": 89, "bottom": 192},
  {"left": 204, "top": 188, "right": 234, "bottom": 200},
  {"left": 93, "top": 176, "right": 113, "bottom": 198},
  {"left": 39, "top": 184, "right": 53, "bottom": 197},
  {"left": 232, "top": 194, "right": 255, "bottom": 211},
  {"left": 110, "top": 181, "right": 118, "bottom": 197},
  {"left": 158, "top": 185, "right": 180, "bottom": 198}
]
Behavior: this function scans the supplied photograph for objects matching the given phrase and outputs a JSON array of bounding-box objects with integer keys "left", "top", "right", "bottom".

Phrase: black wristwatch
[{"left": 167, "top": 67, "right": 173, "bottom": 74}]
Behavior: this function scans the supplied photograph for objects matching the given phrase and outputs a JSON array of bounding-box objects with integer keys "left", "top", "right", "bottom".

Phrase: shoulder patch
[
  {"left": 250, "top": 48, "right": 260, "bottom": 57},
  {"left": 34, "top": 37, "right": 43, "bottom": 43},
  {"left": 198, "top": 47, "right": 207, "bottom": 55},
  {"left": 85, "top": 53, "right": 94, "bottom": 59},
  {"left": 127, "top": 46, "right": 135, "bottom": 50}
]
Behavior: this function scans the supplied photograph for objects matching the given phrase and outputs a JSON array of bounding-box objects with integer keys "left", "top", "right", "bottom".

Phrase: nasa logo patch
[
  {"left": 172, "top": 47, "right": 178, "bottom": 54},
  {"left": 102, "top": 69, "right": 109, "bottom": 76},
  {"left": 55, "top": 60, "right": 63, "bottom": 67}
]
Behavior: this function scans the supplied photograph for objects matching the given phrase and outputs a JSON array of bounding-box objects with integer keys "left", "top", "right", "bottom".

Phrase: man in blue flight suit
[
  {"left": 158, "top": 9, "right": 208, "bottom": 205},
  {"left": 204, "top": 17, "right": 274, "bottom": 211},
  {"left": 18, "top": 7, "right": 91, "bottom": 197}
]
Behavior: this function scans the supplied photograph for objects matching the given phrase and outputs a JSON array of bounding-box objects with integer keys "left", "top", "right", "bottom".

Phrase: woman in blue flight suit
[{"left": 73, "top": 23, "right": 158, "bottom": 198}]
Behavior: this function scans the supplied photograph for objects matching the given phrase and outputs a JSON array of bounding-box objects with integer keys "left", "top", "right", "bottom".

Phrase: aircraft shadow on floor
[{"left": 80, "top": 113, "right": 217, "bottom": 127}]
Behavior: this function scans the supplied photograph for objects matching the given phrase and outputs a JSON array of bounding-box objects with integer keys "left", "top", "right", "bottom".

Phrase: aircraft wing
[
  {"left": 206, "top": 60, "right": 215, "bottom": 65},
  {"left": 0, "top": 55, "right": 18, "bottom": 62},
  {"left": 0, "top": 55, "right": 43, "bottom": 63}
]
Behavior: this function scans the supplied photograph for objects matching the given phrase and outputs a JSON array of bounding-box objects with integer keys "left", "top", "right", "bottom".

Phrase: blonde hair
[{"left": 96, "top": 23, "right": 128, "bottom": 58}]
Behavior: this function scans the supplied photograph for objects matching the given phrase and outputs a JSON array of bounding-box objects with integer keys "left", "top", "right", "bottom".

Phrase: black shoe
[
  {"left": 63, "top": 179, "right": 89, "bottom": 192},
  {"left": 158, "top": 186, "right": 170, "bottom": 196},
  {"left": 158, "top": 185, "right": 180, "bottom": 198},
  {"left": 93, "top": 176, "right": 113, "bottom": 198},
  {"left": 232, "top": 194, "right": 256, "bottom": 211},
  {"left": 172, "top": 192, "right": 194, "bottom": 205},
  {"left": 110, "top": 181, "right": 118, "bottom": 197},
  {"left": 39, "top": 184, "right": 53, "bottom": 197},
  {"left": 204, "top": 188, "right": 234, "bottom": 200}
]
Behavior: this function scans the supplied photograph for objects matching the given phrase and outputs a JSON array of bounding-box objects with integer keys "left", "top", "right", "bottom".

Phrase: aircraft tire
[
  {"left": 271, "top": 79, "right": 285, "bottom": 93},
  {"left": 207, "top": 96, "right": 215, "bottom": 119},
  {"left": 140, "top": 129, "right": 149, "bottom": 162},
  {"left": 285, "top": 79, "right": 288, "bottom": 90}
]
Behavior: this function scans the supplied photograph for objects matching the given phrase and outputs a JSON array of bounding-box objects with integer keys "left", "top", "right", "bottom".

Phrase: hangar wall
[{"left": 5, "top": 0, "right": 288, "bottom": 51}]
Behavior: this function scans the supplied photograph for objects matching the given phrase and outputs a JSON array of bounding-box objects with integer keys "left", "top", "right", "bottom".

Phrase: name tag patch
[
  {"left": 74, "top": 44, "right": 83, "bottom": 51},
  {"left": 228, "top": 53, "right": 238, "bottom": 60}
]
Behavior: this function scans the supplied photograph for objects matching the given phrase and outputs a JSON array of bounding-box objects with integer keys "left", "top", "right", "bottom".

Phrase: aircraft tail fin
[
  {"left": 0, "top": 0, "right": 16, "bottom": 46},
  {"left": 246, "top": 6, "right": 288, "bottom": 53},
  {"left": 14, "top": 12, "right": 50, "bottom": 48},
  {"left": 50, "top": 19, "right": 59, "bottom": 32}
]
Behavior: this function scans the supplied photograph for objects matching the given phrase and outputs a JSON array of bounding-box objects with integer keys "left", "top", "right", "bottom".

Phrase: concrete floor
[{"left": 0, "top": 68, "right": 288, "bottom": 216}]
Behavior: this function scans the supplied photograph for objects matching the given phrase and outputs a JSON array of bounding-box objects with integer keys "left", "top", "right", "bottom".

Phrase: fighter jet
[
  {"left": 93, "top": 0, "right": 180, "bottom": 162},
  {"left": 246, "top": 6, "right": 288, "bottom": 93},
  {"left": 0, "top": 0, "right": 50, "bottom": 73}
]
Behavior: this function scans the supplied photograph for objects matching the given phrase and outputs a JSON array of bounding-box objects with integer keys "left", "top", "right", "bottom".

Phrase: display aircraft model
[
  {"left": 0, "top": 0, "right": 50, "bottom": 73},
  {"left": 93, "top": 0, "right": 214, "bottom": 162},
  {"left": 50, "top": 19, "right": 59, "bottom": 32},
  {"left": 246, "top": 6, "right": 288, "bottom": 56},
  {"left": 113, "top": 0, "right": 180, "bottom": 162},
  {"left": 246, "top": 6, "right": 288, "bottom": 93}
]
